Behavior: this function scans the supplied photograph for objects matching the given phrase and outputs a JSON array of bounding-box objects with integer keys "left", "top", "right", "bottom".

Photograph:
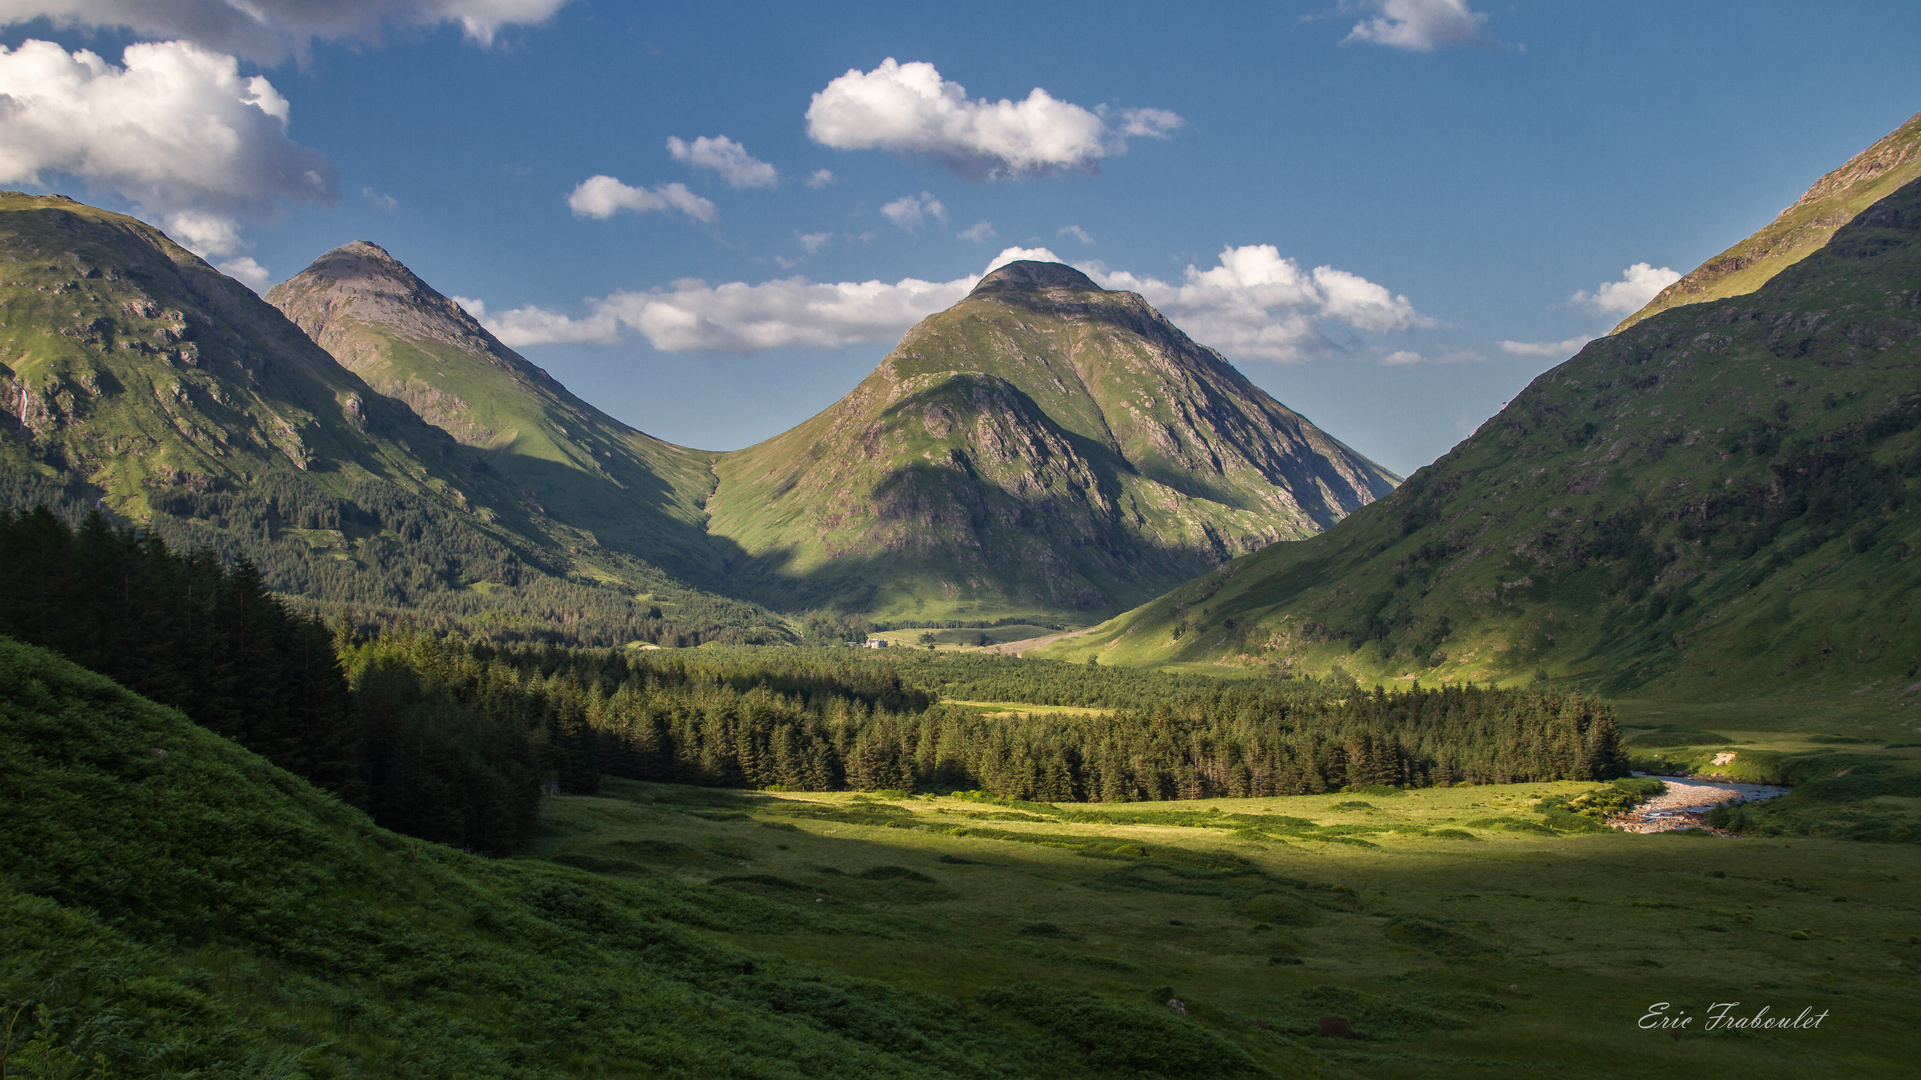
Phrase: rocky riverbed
[{"left": 1611, "top": 773, "right": 1790, "bottom": 834}]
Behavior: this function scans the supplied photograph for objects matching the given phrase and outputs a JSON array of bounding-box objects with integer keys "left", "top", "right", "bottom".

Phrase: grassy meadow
[{"left": 529, "top": 776, "right": 1921, "bottom": 1078}]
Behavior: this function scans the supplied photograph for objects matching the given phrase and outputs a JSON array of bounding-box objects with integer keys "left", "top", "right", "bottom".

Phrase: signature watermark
[{"left": 1641, "top": 1002, "right": 1829, "bottom": 1032}]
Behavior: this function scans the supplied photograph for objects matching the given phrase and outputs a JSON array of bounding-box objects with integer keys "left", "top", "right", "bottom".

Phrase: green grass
[
  {"left": 9, "top": 632, "right": 1921, "bottom": 1076},
  {"left": 531, "top": 780, "right": 1921, "bottom": 1077},
  {"left": 879, "top": 624, "right": 1062, "bottom": 648}
]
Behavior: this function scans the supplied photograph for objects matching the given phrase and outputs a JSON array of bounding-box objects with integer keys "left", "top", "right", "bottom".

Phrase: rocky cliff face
[{"left": 704, "top": 261, "right": 1398, "bottom": 619}]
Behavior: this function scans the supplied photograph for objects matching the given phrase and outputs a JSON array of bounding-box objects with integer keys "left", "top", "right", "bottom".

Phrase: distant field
[
  {"left": 940, "top": 699, "right": 1114, "bottom": 717},
  {"left": 877, "top": 625, "right": 1063, "bottom": 648},
  {"left": 531, "top": 778, "right": 1921, "bottom": 1078}
]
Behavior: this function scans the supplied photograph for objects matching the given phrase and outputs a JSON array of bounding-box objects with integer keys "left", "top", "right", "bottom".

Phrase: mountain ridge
[
  {"left": 0, "top": 194, "right": 790, "bottom": 646},
  {"left": 1616, "top": 108, "right": 1921, "bottom": 331},
  {"left": 1038, "top": 144, "right": 1921, "bottom": 707}
]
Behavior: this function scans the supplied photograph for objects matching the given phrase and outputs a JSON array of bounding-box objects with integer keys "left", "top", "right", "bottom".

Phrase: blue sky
[{"left": 2, "top": 1, "right": 1918, "bottom": 474}]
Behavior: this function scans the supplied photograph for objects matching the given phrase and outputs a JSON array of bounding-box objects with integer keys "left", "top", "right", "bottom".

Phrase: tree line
[{"left": 1, "top": 506, "right": 1628, "bottom": 855}]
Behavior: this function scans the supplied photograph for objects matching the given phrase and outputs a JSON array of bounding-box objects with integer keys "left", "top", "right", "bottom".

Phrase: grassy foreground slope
[
  {"left": 9, "top": 633, "right": 1918, "bottom": 1078},
  {"left": 1039, "top": 173, "right": 1921, "bottom": 708},
  {"left": 1617, "top": 109, "right": 1921, "bottom": 331},
  {"left": 0, "top": 634, "right": 1303, "bottom": 1079},
  {"left": 706, "top": 262, "right": 1396, "bottom": 623}
]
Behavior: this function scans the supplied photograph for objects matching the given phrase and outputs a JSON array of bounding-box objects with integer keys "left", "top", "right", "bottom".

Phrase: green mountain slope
[
  {"left": 705, "top": 262, "right": 1398, "bottom": 622},
  {"left": 0, "top": 193, "right": 784, "bottom": 645},
  {"left": 267, "top": 242, "right": 730, "bottom": 584},
  {"left": 1616, "top": 109, "right": 1921, "bottom": 331},
  {"left": 1039, "top": 171, "right": 1921, "bottom": 706},
  {"left": 0, "top": 634, "right": 1286, "bottom": 1078}
]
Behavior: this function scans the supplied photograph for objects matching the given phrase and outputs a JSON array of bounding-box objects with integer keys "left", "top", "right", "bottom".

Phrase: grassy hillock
[{"left": 1037, "top": 173, "right": 1921, "bottom": 711}]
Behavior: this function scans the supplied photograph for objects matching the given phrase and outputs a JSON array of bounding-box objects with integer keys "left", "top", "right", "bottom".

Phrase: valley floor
[{"left": 529, "top": 779, "right": 1921, "bottom": 1078}]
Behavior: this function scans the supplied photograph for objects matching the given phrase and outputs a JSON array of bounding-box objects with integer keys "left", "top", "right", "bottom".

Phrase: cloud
[
  {"left": 1342, "top": 0, "right": 1498, "bottom": 52},
  {"left": 471, "top": 243, "right": 1425, "bottom": 362},
  {"left": 880, "top": 191, "right": 945, "bottom": 232},
  {"left": 666, "top": 134, "right": 777, "bottom": 189},
  {"left": 216, "top": 255, "right": 271, "bottom": 292},
  {"left": 454, "top": 295, "right": 621, "bottom": 347},
  {"left": 1058, "top": 225, "right": 1094, "bottom": 245},
  {"left": 1090, "top": 244, "right": 1434, "bottom": 362},
  {"left": 363, "top": 186, "right": 397, "bottom": 212},
  {"left": 798, "top": 231, "right": 833, "bottom": 253},
  {"left": 566, "top": 175, "right": 716, "bottom": 222},
  {"left": 804, "top": 169, "right": 838, "bottom": 188},
  {"left": 3, "top": 0, "right": 574, "bottom": 64},
  {"left": 1499, "top": 335, "right": 1593, "bottom": 358},
  {"left": 1375, "top": 347, "right": 1483, "bottom": 366},
  {"left": 805, "top": 57, "right": 1181, "bottom": 179},
  {"left": 957, "top": 221, "right": 996, "bottom": 242},
  {"left": 0, "top": 39, "right": 337, "bottom": 250},
  {"left": 1571, "top": 263, "right": 1681, "bottom": 316}
]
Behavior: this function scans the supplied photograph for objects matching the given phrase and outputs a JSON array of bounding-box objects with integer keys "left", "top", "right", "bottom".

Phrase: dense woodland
[
  {"left": 0, "top": 470, "right": 791, "bottom": 649},
  {"left": 1, "top": 505, "right": 1629, "bottom": 854}
]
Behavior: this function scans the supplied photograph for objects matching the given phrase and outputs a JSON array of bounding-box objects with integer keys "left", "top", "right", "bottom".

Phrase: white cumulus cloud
[
  {"left": 1499, "top": 335, "right": 1593, "bottom": 359},
  {"left": 666, "top": 134, "right": 778, "bottom": 189},
  {"left": 1375, "top": 347, "right": 1483, "bottom": 366},
  {"left": 566, "top": 175, "right": 716, "bottom": 223},
  {"left": 797, "top": 231, "right": 833, "bottom": 253},
  {"left": 468, "top": 244, "right": 1427, "bottom": 363},
  {"left": 1091, "top": 245, "right": 1434, "bottom": 363},
  {"left": 363, "top": 186, "right": 397, "bottom": 211},
  {"left": 1058, "top": 225, "right": 1094, "bottom": 245},
  {"left": 0, "top": 39, "right": 335, "bottom": 263},
  {"left": 1343, "top": 0, "right": 1497, "bottom": 52},
  {"left": 804, "top": 168, "right": 838, "bottom": 189},
  {"left": 216, "top": 255, "right": 271, "bottom": 292},
  {"left": 2, "top": 0, "right": 574, "bottom": 63},
  {"left": 880, "top": 191, "right": 945, "bottom": 232},
  {"left": 1571, "top": 263, "right": 1681, "bottom": 316},
  {"left": 454, "top": 295, "right": 620, "bottom": 347},
  {"left": 806, "top": 58, "right": 1181, "bottom": 180},
  {"left": 957, "top": 220, "right": 996, "bottom": 242}
]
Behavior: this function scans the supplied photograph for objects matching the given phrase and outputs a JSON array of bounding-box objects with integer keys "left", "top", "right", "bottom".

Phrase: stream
[{"left": 1617, "top": 772, "right": 1790, "bottom": 834}]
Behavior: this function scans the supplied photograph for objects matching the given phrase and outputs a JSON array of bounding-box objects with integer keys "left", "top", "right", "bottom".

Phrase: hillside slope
[
  {"left": 1040, "top": 173, "right": 1921, "bottom": 707},
  {"left": 706, "top": 262, "right": 1398, "bottom": 621},
  {"left": 0, "top": 633, "right": 1286, "bottom": 1078},
  {"left": 0, "top": 194, "right": 784, "bottom": 645},
  {"left": 1616, "top": 109, "right": 1921, "bottom": 330},
  {"left": 268, "top": 243, "right": 729, "bottom": 585}
]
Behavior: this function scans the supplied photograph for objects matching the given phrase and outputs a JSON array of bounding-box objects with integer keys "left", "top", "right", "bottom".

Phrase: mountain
[
  {"left": 703, "top": 261, "right": 1398, "bottom": 621},
  {"left": 0, "top": 193, "right": 785, "bottom": 646},
  {"left": 1616, "top": 109, "right": 1921, "bottom": 331},
  {"left": 1038, "top": 145, "right": 1921, "bottom": 705},
  {"left": 267, "top": 243, "right": 728, "bottom": 585}
]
